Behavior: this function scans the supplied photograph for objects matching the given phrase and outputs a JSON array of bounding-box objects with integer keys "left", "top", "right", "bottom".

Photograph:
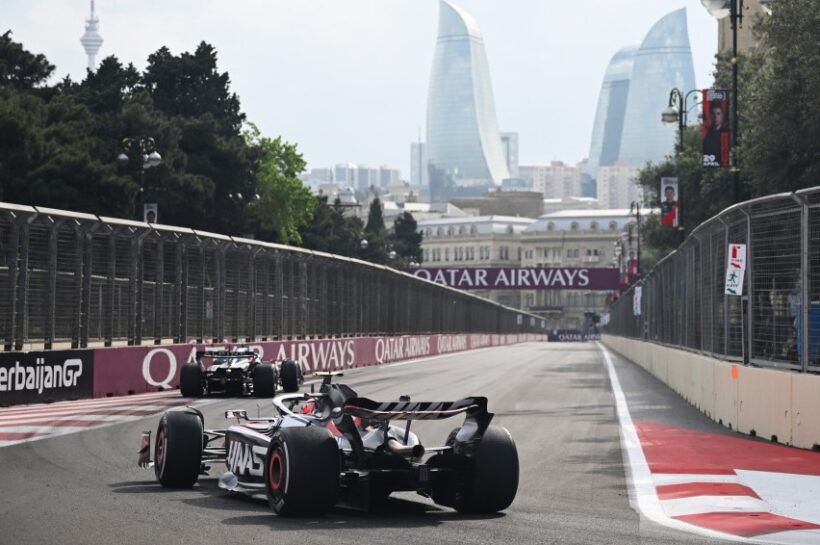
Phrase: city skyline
[{"left": 4, "top": 1, "right": 720, "bottom": 177}]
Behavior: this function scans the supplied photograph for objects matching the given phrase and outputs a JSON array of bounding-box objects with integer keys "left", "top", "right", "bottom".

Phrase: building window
[
  {"left": 424, "top": 249, "right": 430, "bottom": 262},
  {"left": 570, "top": 221, "right": 579, "bottom": 231},
  {"left": 436, "top": 227, "right": 444, "bottom": 237},
  {"left": 425, "top": 228, "right": 432, "bottom": 238},
  {"left": 445, "top": 248, "right": 450, "bottom": 261},
  {"left": 506, "top": 225, "right": 514, "bottom": 234},
  {"left": 609, "top": 221, "right": 618, "bottom": 231},
  {"left": 447, "top": 226, "right": 455, "bottom": 236},
  {"left": 470, "top": 225, "right": 478, "bottom": 236},
  {"left": 500, "top": 246, "right": 509, "bottom": 260},
  {"left": 590, "top": 221, "right": 599, "bottom": 230},
  {"left": 458, "top": 226, "right": 466, "bottom": 236},
  {"left": 547, "top": 222, "right": 555, "bottom": 232}
]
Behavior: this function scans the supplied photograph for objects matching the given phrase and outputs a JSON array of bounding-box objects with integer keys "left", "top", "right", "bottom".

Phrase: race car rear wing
[
  {"left": 341, "top": 396, "right": 489, "bottom": 421},
  {"left": 342, "top": 396, "right": 494, "bottom": 447}
]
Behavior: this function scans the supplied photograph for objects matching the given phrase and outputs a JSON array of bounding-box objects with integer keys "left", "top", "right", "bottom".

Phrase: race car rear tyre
[
  {"left": 280, "top": 360, "right": 300, "bottom": 393},
  {"left": 264, "top": 426, "right": 339, "bottom": 516},
  {"left": 253, "top": 364, "right": 276, "bottom": 398},
  {"left": 453, "top": 425, "right": 519, "bottom": 513},
  {"left": 179, "top": 363, "right": 204, "bottom": 397},
  {"left": 154, "top": 411, "right": 203, "bottom": 488}
]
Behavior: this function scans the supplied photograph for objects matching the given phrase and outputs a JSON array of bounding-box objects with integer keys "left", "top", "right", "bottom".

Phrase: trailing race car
[
  {"left": 179, "top": 347, "right": 304, "bottom": 398},
  {"left": 139, "top": 373, "right": 519, "bottom": 515}
]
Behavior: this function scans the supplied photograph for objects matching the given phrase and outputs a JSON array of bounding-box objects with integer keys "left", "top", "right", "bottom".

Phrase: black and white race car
[
  {"left": 179, "top": 347, "right": 304, "bottom": 398},
  {"left": 139, "top": 373, "right": 519, "bottom": 515}
]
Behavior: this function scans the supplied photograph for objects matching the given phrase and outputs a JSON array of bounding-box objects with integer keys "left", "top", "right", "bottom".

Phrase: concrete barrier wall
[
  {"left": 602, "top": 335, "right": 820, "bottom": 451},
  {"left": 0, "top": 334, "right": 547, "bottom": 407}
]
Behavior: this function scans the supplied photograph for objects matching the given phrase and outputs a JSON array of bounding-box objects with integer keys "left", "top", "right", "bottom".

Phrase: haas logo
[{"left": 227, "top": 441, "right": 266, "bottom": 477}]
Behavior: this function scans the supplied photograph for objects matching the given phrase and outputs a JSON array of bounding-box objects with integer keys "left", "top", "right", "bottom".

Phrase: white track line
[
  {"left": 652, "top": 474, "right": 741, "bottom": 486},
  {"left": 597, "top": 342, "right": 753, "bottom": 543}
]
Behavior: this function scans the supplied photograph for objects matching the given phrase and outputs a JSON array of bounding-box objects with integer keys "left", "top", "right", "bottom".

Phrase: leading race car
[
  {"left": 139, "top": 373, "right": 519, "bottom": 516},
  {"left": 179, "top": 347, "right": 304, "bottom": 398}
]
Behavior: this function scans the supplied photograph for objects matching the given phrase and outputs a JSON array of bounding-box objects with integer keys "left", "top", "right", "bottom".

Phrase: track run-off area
[{"left": 1, "top": 342, "right": 819, "bottom": 545}]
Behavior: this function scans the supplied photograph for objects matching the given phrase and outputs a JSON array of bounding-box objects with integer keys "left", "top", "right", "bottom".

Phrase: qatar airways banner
[
  {"left": 91, "top": 333, "right": 546, "bottom": 398},
  {"left": 408, "top": 268, "right": 620, "bottom": 290}
]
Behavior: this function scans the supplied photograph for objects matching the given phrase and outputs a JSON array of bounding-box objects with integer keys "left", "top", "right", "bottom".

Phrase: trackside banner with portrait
[
  {"left": 660, "top": 177, "right": 680, "bottom": 228},
  {"left": 90, "top": 334, "right": 547, "bottom": 398},
  {"left": 408, "top": 268, "right": 620, "bottom": 290},
  {"left": 702, "top": 88, "right": 731, "bottom": 168}
]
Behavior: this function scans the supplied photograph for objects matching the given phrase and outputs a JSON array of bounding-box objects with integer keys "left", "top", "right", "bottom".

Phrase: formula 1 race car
[
  {"left": 139, "top": 373, "right": 519, "bottom": 515},
  {"left": 179, "top": 347, "right": 304, "bottom": 398}
]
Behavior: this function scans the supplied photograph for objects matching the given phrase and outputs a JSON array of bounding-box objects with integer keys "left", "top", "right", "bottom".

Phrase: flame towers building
[
  {"left": 618, "top": 8, "right": 696, "bottom": 167},
  {"left": 585, "top": 45, "right": 638, "bottom": 181},
  {"left": 426, "top": 1, "right": 509, "bottom": 201},
  {"left": 585, "top": 8, "right": 696, "bottom": 193}
]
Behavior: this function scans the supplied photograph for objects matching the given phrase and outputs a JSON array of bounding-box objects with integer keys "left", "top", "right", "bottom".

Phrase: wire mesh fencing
[
  {"left": 0, "top": 203, "right": 546, "bottom": 351},
  {"left": 606, "top": 187, "right": 820, "bottom": 373}
]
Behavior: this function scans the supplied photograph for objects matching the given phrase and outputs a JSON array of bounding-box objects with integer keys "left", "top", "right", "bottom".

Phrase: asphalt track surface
[{"left": 0, "top": 342, "right": 738, "bottom": 545}]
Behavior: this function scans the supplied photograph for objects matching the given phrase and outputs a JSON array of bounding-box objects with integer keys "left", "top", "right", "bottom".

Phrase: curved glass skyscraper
[
  {"left": 426, "top": 0, "right": 509, "bottom": 199},
  {"left": 585, "top": 45, "right": 638, "bottom": 180},
  {"left": 618, "top": 8, "right": 696, "bottom": 167}
]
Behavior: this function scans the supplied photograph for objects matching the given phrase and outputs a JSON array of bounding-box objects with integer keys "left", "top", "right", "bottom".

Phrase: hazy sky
[{"left": 5, "top": 1, "right": 719, "bottom": 177}]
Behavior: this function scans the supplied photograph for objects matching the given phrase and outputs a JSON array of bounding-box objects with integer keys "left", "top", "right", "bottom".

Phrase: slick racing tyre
[
  {"left": 179, "top": 363, "right": 204, "bottom": 397},
  {"left": 253, "top": 364, "right": 276, "bottom": 398},
  {"left": 453, "top": 425, "right": 519, "bottom": 513},
  {"left": 154, "top": 411, "right": 204, "bottom": 488},
  {"left": 264, "top": 426, "right": 339, "bottom": 516},
  {"left": 280, "top": 360, "right": 300, "bottom": 393}
]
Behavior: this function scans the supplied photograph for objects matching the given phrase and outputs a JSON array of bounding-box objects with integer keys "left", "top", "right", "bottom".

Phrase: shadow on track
[{"left": 109, "top": 480, "right": 506, "bottom": 529}]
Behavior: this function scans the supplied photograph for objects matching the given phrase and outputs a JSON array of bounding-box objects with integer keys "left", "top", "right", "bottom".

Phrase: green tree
[
  {"left": 743, "top": 0, "right": 820, "bottom": 195},
  {"left": 0, "top": 31, "right": 53, "bottom": 90},
  {"left": 362, "top": 197, "right": 389, "bottom": 263},
  {"left": 390, "top": 211, "right": 423, "bottom": 264},
  {"left": 365, "top": 197, "right": 385, "bottom": 233},
  {"left": 246, "top": 128, "right": 313, "bottom": 244}
]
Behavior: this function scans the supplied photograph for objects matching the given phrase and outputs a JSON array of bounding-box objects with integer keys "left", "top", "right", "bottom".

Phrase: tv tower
[{"left": 80, "top": 0, "right": 103, "bottom": 71}]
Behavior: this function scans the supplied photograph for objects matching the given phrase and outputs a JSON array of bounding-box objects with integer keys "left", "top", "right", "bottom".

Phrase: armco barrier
[
  {"left": 0, "top": 334, "right": 546, "bottom": 405},
  {"left": 602, "top": 334, "right": 820, "bottom": 450}
]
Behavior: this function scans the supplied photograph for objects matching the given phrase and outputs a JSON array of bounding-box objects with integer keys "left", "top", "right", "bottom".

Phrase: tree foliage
[
  {"left": 390, "top": 211, "right": 423, "bottom": 264},
  {"left": 0, "top": 32, "right": 307, "bottom": 242},
  {"left": 299, "top": 196, "right": 366, "bottom": 259},
  {"left": 637, "top": 0, "right": 820, "bottom": 266},
  {"left": 247, "top": 127, "right": 314, "bottom": 244}
]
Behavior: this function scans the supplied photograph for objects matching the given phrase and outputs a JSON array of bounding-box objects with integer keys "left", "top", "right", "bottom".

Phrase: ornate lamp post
[
  {"left": 699, "top": 0, "right": 772, "bottom": 202},
  {"left": 661, "top": 87, "right": 702, "bottom": 154},
  {"left": 117, "top": 137, "right": 161, "bottom": 220}
]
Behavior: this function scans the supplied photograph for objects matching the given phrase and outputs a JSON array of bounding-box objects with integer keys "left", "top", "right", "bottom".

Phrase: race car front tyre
[
  {"left": 154, "top": 411, "right": 204, "bottom": 488},
  {"left": 252, "top": 364, "right": 276, "bottom": 398},
  {"left": 280, "top": 360, "right": 300, "bottom": 393},
  {"left": 264, "top": 426, "right": 339, "bottom": 516},
  {"left": 453, "top": 425, "right": 519, "bottom": 513},
  {"left": 179, "top": 363, "right": 203, "bottom": 397}
]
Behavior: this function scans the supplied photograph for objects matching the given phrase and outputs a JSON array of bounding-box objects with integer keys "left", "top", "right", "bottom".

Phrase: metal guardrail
[
  {"left": 606, "top": 187, "right": 820, "bottom": 373},
  {"left": 0, "top": 203, "right": 546, "bottom": 351}
]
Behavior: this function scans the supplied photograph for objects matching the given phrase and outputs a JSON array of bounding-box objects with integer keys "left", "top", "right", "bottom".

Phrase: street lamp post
[
  {"left": 629, "top": 201, "right": 641, "bottom": 280},
  {"left": 117, "top": 137, "right": 161, "bottom": 220},
  {"left": 661, "top": 88, "right": 702, "bottom": 154},
  {"left": 700, "top": 0, "right": 773, "bottom": 203}
]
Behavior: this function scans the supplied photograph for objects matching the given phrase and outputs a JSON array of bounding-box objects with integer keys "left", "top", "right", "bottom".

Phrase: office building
[{"left": 596, "top": 162, "right": 642, "bottom": 209}]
